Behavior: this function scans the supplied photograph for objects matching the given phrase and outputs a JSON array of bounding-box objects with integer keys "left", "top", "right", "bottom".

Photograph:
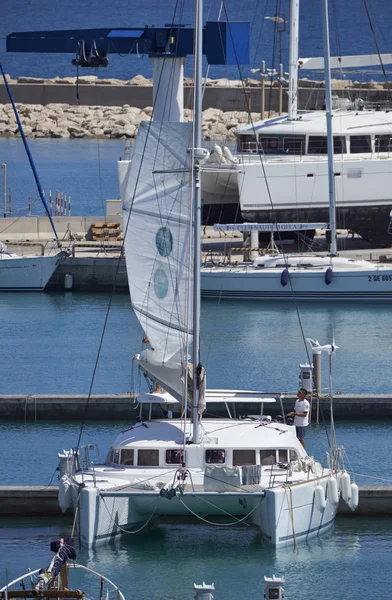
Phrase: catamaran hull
[
  {"left": 0, "top": 254, "right": 61, "bottom": 291},
  {"left": 71, "top": 475, "right": 340, "bottom": 549},
  {"left": 201, "top": 268, "right": 392, "bottom": 300}
]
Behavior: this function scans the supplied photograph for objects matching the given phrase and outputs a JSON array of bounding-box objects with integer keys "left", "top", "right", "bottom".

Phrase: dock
[
  {"left": 1, "top": 393, "right": 392, "bottom": 419},
  {"left": 2, "top": 217, "right": 392, "bottom": 292},
  {"left": 0, "top": 485, "right": 390, "bottom": 517}
]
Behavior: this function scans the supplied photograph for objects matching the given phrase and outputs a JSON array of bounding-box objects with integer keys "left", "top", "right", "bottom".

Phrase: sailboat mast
[
  {"left": 191, "top": 0, "right": 203, "bottom": 443},
  {"left": 288, "top": 0, "right": 300, "bottom": 120},
  {"left": 321, "top": 0, "right": 338, "bottom": 256}
]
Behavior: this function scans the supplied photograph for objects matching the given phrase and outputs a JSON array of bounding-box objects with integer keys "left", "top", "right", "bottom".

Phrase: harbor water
[
  {"left": 1, "top": 291, "right": 392, "bottom": 598},
  {"left": 2, "top": 0, "right": 392, "bottom": 584}
]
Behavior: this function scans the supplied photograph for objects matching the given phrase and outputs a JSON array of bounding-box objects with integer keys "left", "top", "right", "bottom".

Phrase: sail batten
[{"left": 123, "top": 121, "right": 193, "bottom": 391}]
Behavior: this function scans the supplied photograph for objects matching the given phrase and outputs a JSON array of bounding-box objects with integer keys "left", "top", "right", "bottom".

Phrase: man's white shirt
[{"left": 294, "top": 398, "right": 310, "bottom": 427}]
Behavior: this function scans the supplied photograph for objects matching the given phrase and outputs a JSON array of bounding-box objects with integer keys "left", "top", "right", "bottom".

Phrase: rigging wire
[
  {"left": 217, "top": 1, "right": 313, "bottom": 368},
  {"left": 362, "top": 0, "right": 392, "bottom": 105},
  {"left": 75, "top": 0, "right": 191, "bottom": 450}
]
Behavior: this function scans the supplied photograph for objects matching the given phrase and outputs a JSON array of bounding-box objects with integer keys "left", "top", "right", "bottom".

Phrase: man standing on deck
[{"left": 287, "top": 388, "right": 310, "bottom": 450}]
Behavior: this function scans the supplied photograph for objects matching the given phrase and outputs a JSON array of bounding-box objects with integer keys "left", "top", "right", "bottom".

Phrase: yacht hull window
[
  {"left": 233, "top": 449, "right": 256, "bottom": 466},
  {"left": 205, "top": 449, "right": 226, "bottom": 464},
  {"left": 375, "top": 135, "right": 392, "bottom": 153},
  {"left": 137, "top": 449, "right": 159, "bottom": 466},
  {"left": 258, "top": 135, "right": 305, "bottom": 155},
  {"left": 308, "top": 136, "right": 346, "bottom": 154},
  {"left": 350, "top": 135, "right": 371, "bottom": 153},
  {"left": 120, "top": 449, "right": 134, "bottom": 466},
  {"left": 165, "top": 449, "right": 184, "bottom": 464}
]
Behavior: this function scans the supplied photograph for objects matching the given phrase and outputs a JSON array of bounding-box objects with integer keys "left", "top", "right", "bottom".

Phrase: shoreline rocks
[
  {"left": 0, "top": 102, "right": 275, "bottom": 140},
  {"left": 3, "top": 74, "right": 391, "bottom": 90}
]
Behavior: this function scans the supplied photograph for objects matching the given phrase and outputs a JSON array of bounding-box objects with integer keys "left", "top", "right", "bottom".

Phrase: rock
[
  {"left": 68, "top": 125, "right": 89, "bottom": 137},
  {"left": 127, "top": 75, "right": 152, "bottom": 86},
  {"left": 97, "top": 78, "right": 126, "bottom": 85},
  {"left": 244, "top": 78, "right": 260, "bottom": 87},
  {"left": 77, "top": 76, "right": 98, "bottom": 84},
  {"left": 17, "top": 76, "right": 45, "bottom": 84}
]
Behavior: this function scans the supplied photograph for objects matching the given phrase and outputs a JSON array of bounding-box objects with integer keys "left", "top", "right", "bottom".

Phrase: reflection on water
[
  {"left": 1, "top": 517, "right": 391, "bottom": 600},
  {"left": 0, "top": 293, "right": 392, "bottom": 395}
]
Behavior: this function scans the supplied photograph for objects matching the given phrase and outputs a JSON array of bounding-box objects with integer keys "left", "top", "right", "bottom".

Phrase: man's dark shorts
[{"left": 296, "top": 426, "right": 307, "bottom": 440}]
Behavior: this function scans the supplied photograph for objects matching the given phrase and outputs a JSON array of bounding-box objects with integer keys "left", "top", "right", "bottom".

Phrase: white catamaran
[
  {"left": 200, "top": 0, "right": 392, "bottom": 301},
  {"left": 58, "top": 0, "right": 356, "bottom": 548},
  {"left": 202, "top": 0, "right": 392, "bottom": 246}
]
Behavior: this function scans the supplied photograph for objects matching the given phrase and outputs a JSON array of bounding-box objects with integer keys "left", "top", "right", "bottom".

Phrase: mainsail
[{"left": 122, "top": 121, "right": 193, "bottom": 399}]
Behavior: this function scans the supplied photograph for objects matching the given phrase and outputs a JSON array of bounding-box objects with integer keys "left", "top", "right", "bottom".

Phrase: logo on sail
[
  {"left": 156, "top": 227, "right": 173, "bottom": 257},
  {"left": 154, "top": 267, "right": 169, "bottom": 299}
]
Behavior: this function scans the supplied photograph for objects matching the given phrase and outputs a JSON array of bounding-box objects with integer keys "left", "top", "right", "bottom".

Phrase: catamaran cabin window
[
  {"left": 109, "top": 449, "right": 120, "bottom": 464},
  {"left": 350, "top": 135, "right": 371, "bottom": 153},
  {"left": 260, "top": 450, "right": 276, "bottom": 465},
  {"left": 137, "top": 449, "right": 159, "bottom": 466},
  {"left": 307, "top": 136, "right": 346, "bottom": 154},
  {"left": 283, "top": 136, "right": 305, "bottom": 154},
  {"left": 258, "top": 135, "right": 305, "bottom": 155},
  {"left": 120, "top": 449, "right": 134, "bottom": 466},
  {"left": 233, "top": 449, "right": 256, "bottom": 466},
  {"left": 165, "top": 449, "right": 183, "bottom": 464},
  {"left": 289, "top": 450, "right": 298, "bottom": 461},
  {"left": 237, "top": 134, "right": 257, "bottom": 153},
  {"left": 205, "top": 449, "right": 226, "bottom": 464},
  {"left": 375, "top": 135, "right": 392, "bottom": 152}
]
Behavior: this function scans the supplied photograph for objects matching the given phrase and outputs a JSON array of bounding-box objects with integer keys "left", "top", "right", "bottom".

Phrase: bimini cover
[{"left": 122, "top": 121, "right": 193, "bottom": 398}]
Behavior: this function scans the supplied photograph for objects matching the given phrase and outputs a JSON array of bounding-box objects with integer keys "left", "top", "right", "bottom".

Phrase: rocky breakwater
[{"left": 0, "top": 103, "right": 268, "bottom": 141}]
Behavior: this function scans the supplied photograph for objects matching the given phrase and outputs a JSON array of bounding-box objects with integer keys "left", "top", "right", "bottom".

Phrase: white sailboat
[
  {"left": 57, "top": 0, "right": 355, "bottom": 549},
  {"left": 0, "top": 63, "right": 63, "bottom": 291},
  {"left": 202, "top": 0, "right": 392, "bottom": 246},
  {"left": 0, "top": 537, "right": 126, "bottom": 600},
  {"left": 0, "top": 243, "right": 62, "bottom": 291},
  {"left": 201, "top": 0, "right": 392, "bottom": 301}
]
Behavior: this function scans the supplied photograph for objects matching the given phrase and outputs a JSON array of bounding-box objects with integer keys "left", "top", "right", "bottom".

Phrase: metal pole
[
  {"left": 288, "top": 0, "right": 299, "bottom": 120},
  {"left": 279, "top": 63, "right": 283, "bottom": 115},
  {"left": 28, "top": 196, "right": 31, "bottom": 216},
  {"left": 9, "top": 188, "right": 12, "bottom": 217},
  {"left": 191, "top": 0, "right": 203, "bottom": 444},
  {"left": 313, "top": 351, "right": 322, "bottom": 396},
  {"left": 321, "top": 0, "right": 337, "bottom": 256},
  {"left": 1, "top": 163, "right": 6, "bottom": 218},
  {"left": 261, "top": 60, "right": 265, "bottom": 120}
]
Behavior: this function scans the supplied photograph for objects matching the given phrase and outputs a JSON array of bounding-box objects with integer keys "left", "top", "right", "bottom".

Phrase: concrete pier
[
  {"left": 0, "top": 81, "right": 390, "bottom": 113},
  {"left": 1, "top": 393, "right": 392, "bottom": 419},
  {"left": 0, "top": 485, "right": 390, "bottom": 517}
]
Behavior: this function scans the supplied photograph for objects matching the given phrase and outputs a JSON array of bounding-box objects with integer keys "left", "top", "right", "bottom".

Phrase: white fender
[
  {"left": 222, "top": 146, "right": 235, "bottom": 163},
  {"left": 212, "top": 144, "right": 226, "bottom": 164},
  {"left": 349, "top": 482, "right": 359, "bottom": 511},
  {"left": 341, "top": 471, "right": 352, "bottom": 504},
  {"left": 314, "top": 484, "right": 327, "bottom": 512},
  {"left": 327, "top": 476, "right": 339, "bottom": 506},
  {"left": 58, "top": 475, "right": 72, "bottom": 513}
]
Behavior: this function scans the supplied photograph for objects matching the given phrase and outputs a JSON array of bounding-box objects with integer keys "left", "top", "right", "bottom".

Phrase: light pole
[
  {"left": 264, "top": 15, "right": 287, "bottom": 115},
  {"left": 1, "top": 163, "right": 6, "bottom": 219}
]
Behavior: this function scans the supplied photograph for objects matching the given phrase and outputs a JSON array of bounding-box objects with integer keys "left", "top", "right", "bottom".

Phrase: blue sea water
[
  {"left": 0, "top": 290, "right": 392, "bottom": 596},
  {"left": 1, "top": 1, "right": 392, "bottom": 585},
  {"left": 1, "top": 0, "right": 392, "bottom": 82}
]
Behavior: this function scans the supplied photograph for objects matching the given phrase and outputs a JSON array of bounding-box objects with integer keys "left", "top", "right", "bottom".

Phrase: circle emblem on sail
[
  {"left": 156, "top": 227, "right": 173, "bottom": 257},
  {"left": 154, "top": 267, "right": 169, "bottom": 299}
]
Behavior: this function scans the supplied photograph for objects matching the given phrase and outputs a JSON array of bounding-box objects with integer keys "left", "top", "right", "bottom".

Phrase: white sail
[
  {"left": 299, "top": 53, "right": 392, "bottom": 70},
  {"left": 122, "top": 121, "right": 193, "bottom": 397}
]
